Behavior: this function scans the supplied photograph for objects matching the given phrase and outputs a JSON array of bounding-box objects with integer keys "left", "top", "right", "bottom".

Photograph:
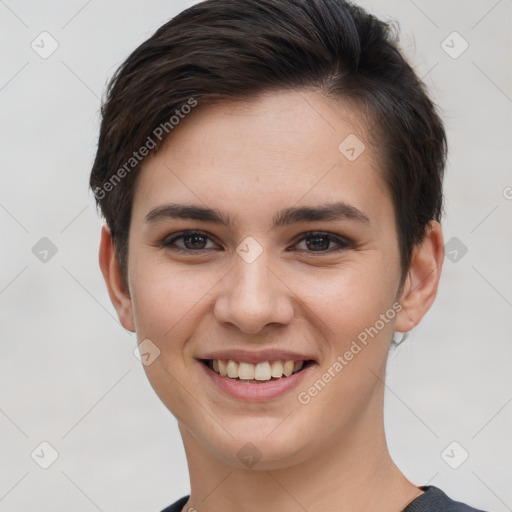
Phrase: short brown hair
[{"left": 90, "top": 0, "right": 447, "bottom": 289}]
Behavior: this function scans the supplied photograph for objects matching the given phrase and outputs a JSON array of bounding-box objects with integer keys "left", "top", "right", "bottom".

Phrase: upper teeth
[{"left": 211, "top": 359, "right": 304, "bottom": 381}]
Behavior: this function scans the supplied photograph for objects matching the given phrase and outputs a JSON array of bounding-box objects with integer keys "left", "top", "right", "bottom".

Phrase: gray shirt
[{"left": 160, "top": 485, "right": 490, "bottom": 511}]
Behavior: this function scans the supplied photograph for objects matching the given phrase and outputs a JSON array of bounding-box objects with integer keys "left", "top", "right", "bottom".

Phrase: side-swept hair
[{"left": 90, "top": 0, "right": 447, "bottom": 289}]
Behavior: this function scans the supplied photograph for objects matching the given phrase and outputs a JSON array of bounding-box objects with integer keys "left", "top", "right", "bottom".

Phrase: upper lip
[{"left": 198, "top": 349, "right": 316, "bottom": 365}]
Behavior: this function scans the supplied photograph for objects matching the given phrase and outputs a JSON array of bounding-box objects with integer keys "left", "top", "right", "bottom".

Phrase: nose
[{"left": 213, "top": 251, "right": 295, "bottom": 335}]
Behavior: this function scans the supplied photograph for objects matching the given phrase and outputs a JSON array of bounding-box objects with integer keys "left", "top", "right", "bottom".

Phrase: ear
[
  {"left": 98, "top": 224, "right": 135, "bottom": 332},
  {"left": 395, "top": 221, "right": 444, "bottom": 332}
]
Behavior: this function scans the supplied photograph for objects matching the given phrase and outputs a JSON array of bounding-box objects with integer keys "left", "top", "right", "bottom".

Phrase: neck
[{"left": 178, "top": 388, "right": 422, "bottom": 512}]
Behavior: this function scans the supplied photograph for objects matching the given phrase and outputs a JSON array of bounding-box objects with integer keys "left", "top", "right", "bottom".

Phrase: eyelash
[{"left": 160, "top": 230, "right": 351, "bottom": 255}]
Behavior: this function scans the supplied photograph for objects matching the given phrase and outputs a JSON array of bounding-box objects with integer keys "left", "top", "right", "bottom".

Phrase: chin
[{"left": 196, "top": 416, "right": 318, "bottom": 470}]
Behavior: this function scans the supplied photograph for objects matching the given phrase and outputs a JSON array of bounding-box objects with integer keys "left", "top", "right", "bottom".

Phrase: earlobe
[
  {"left": 395, "top": 221, "right": 444, "bottom": 333},
  {"left": 98, "top": 224, "right": 136, "bottom": 332}
]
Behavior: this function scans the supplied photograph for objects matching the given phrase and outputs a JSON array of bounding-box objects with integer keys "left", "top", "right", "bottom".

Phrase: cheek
[
  {"left": 292, "top": 267, "right": 396, "bottom": 429},
  {"left": 129, "top": 254, "right": 218, "bottom": 340},
  {"left": 287, "top": 257, "right": 399, "bottom": 339},
  {"left": 128, "top": 260, "right": 209, "bottom": 419},
  {"left": 287, "top": 258, "right": 399, "bottom": 409}
]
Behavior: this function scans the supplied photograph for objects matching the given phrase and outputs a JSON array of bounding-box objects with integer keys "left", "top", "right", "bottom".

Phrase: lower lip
[{"left": 199, "top": 361, "right": 316, "bottom": 402}]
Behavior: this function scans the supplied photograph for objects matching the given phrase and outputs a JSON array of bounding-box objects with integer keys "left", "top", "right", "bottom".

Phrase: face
[{"left": 104, "top": 89, "right": 439, "bottom": 470}]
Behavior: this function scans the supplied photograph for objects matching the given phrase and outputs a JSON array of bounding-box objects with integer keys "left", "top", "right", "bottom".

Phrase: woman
[{"left": 90, "top": 1, "right": 489, "bottom": 510}]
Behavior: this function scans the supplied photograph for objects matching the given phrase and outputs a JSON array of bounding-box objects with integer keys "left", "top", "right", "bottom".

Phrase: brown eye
[
  {"left": 181, "top": 233, "right": 208, "bottom": 250},
  {"left": 294, "top": 232, "right": 350, "bottom": 253},
  {"left": 162, "top": 231, "right": 219, "bottom": 253}
]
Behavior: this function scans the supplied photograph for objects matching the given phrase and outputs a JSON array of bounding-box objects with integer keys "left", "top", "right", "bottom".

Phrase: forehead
[{"left": 131, "top": 89, "right": 392, "bottom": 230}]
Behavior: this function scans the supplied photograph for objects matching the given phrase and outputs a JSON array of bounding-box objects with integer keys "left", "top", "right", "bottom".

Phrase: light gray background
[{"left": 1, "top": 1, "right": 511, "bottom": 511}]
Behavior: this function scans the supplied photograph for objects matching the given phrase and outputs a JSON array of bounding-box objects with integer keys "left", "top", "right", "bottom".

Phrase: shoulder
[
  {"left": 160, "top": 495, "right": 190, "bottom": 512},
  {"left": 403, "top": 486, "right": 490, "bottom": 512}
]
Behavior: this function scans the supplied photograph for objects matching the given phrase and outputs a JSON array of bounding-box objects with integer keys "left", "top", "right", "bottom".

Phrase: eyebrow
[{"left": 143, "top": 201, "right": 370, "bottom": 227}]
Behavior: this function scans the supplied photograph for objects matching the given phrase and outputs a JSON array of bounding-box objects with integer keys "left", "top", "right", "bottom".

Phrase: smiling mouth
[{"left": 201, "top": 359, "right": 315, "bottom": 383}]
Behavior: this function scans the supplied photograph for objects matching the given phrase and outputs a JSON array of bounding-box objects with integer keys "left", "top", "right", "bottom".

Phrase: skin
[{"left": 99, "top": 89, "right": 444, "bottom": 512}]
